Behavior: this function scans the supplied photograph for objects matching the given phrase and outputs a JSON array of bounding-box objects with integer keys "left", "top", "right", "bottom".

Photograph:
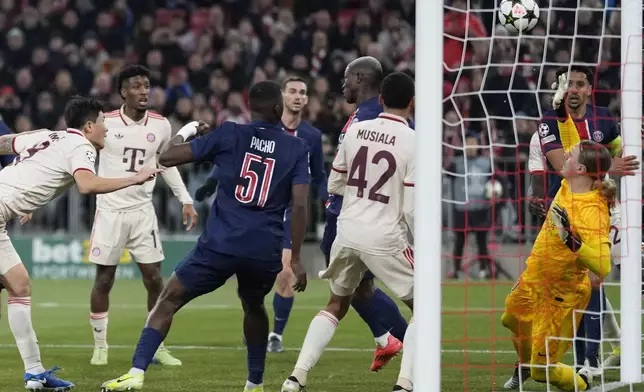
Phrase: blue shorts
[
  {"left": 321, "top": 209, "right": 374, "bottom": 281},
  {"left": 175, "top": 245, "right": 282, "bottom": 306}
]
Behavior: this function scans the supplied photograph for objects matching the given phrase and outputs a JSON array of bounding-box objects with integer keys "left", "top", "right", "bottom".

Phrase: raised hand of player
[
  {"left": 610, "top": 155, "right": 639, "bottom": 176},
  {"left": 551, "top": 73, "right": 567, "bottom": 109},
  {"left": 182, "top": 203, "right": 198, "bottom": 232},
  {"left": 550, "top": 204, "right": 581, "bottom": 252},
  {"left": 196, "top": 121, "right": 211, "bottom": 136},
  {"left": 291, "top": 254, "right": 307, "bottom": 292},
  {"left": 134, "top": 167, "right": 163, "bottom": 185}
]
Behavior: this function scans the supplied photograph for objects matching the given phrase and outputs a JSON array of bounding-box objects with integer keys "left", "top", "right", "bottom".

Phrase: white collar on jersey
[
  {"left": 66, "top": 128, "right": 84, "bottom": 137},
  {"left": 378, "top": 113, "right": 408, "bottom": 127},
  {"left": 119, "top": 105, "right": 149, "bottom": 126}
]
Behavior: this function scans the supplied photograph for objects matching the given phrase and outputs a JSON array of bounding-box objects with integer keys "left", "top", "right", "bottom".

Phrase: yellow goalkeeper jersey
[{"left": 523, "top": 179, "right": 611, "bottom": 304}]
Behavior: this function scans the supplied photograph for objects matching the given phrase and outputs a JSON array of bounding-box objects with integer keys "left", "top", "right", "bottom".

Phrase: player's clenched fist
[
  {"left": 133, "top": 167, "right": 163, "bottom": 185},
  {"left": 196, "top": 121, "right": 210, "bottom": 136}
]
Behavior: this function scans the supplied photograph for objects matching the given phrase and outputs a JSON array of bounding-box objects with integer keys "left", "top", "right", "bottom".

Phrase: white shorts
[
  {"left": 0, "top": 217, "right": 22, "bottom": 275},
  {"left": 89, "top": 204, "right": 163, "bottom": 266},
  {"left": 319, "top": 242, "right": 415, "bottom": 301}
]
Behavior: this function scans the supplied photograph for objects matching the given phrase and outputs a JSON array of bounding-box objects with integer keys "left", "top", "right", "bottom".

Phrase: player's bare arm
[
  {"left": 74, "top": 167, "right": 162, "bottom": 194},
  {"left": 290, "top": 183, "right": 309, "bottom": 292}
]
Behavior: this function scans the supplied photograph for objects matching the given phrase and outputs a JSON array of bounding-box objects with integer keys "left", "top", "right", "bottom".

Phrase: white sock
[
  {"left": 8, "top": 297, "right": 46, "bottom": 374},
  {"left": 128, "top": 367, "right": 145, "bottom": 375},
  {"left": 603, "top": 298, "right": 621, "bottom": 350},
  {"left": 269, "top": 332, "right": 283, "bottom": 341},
  {"left": 396, "top": 318, "right": 415, "bottom": 390},
  {"left": 158, "top": 341, "right": 165, "bottom": 350},
  {"left": 245, "top": 380, "right": 262, "bottom": 389},
  {"left": 374, "top": 332, "right": 391, "bottom": 348},
  {"left": 292, "top": 310, "right": 339, "bottom": 386},
  {"left": 90, "top": 312, "right": 108, "bottom": 348}
]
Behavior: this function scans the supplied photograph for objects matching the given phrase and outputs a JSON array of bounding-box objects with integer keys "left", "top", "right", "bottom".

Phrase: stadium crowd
[
  {"left": 0, "top": 0, "right": 416, "bottom": 233},
  {"left": 442, "top": 0, "right": 624, "bottom": 276}
]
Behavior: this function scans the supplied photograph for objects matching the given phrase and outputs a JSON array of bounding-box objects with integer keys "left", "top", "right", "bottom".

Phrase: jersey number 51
[{"left": 235, "top": 152, "right": 275, "bottom": 208}]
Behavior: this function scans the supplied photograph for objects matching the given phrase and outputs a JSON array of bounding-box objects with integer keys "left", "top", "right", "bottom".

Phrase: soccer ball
[
  {"left": 498, "top": 0, "right": 540, "bottom": 33},
  {"left": 485, "top": 180, "right": 503, "bottom": 200}
]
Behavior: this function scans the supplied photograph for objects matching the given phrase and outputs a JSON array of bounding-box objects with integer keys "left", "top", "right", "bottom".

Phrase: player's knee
[
  {"left": 353, "top": 279, "right": 375, "bottom": 301},
  {"left": 276, "top": 268, "right": 294, "bottom": 290},
  {"left": 530, "top": 366, "right": 548, "bottom": 383},
  {"left": 142, "top": 273, "right": 164, "bottom": 292},
  {"left": 93, "top": 269, "right": 115, "bottom": 293}
]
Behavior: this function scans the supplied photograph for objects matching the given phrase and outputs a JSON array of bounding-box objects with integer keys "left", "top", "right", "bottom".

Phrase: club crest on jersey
[
  {"left": 538, "top": 123, "right": 549, "bottom": 137},
  {"left": 91, "top": 247, "right": 101, "bottom": 256},
  {"left": 146, "top": 133, "right": 156, "bottom": 143},
  {"left": 592, "top": 131, "right": 604, "bottom": 142}
]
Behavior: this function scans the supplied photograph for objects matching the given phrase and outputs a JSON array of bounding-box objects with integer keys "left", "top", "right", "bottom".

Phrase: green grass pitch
[{"left": 0, "top": 280, "right": 636, "bottom": 391}]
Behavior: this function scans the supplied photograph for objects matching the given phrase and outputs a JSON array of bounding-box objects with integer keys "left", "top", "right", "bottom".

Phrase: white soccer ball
[
  {"left": 485, "top": 180, "right": 503, "bottom": 200},
  {"left": 498, "top": 0, "right": 540, "bottom": 33}
]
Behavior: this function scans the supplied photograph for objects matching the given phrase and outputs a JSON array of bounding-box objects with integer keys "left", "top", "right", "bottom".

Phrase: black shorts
[{"left": 175, "top": 245, "right": 282, "bottom": 306}]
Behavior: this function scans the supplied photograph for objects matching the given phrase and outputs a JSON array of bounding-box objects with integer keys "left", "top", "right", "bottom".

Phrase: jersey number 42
[
  {"left": 235, "top": 152, "right": 275, "bottom": 207},
  {"left": 347, "top": 146, "right": 396, "bottom": 204}
]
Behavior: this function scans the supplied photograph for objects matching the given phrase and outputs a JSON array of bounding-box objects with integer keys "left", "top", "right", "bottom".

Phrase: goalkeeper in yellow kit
[{"left": 501, "top": 74, "right": 614, "bottom": 391}]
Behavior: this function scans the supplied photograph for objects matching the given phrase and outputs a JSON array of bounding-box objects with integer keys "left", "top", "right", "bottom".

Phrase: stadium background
[
  {"left": 0, "top": 0, "right": 624, "bottom": 281},
  {"left": 0, "top": 0, "right": 640, "bottom": 391}
]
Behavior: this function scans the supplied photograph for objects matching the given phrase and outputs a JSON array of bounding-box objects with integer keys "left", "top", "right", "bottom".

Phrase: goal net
[{"left": 439, "top": 0, "right": 642, "bottom": 390}]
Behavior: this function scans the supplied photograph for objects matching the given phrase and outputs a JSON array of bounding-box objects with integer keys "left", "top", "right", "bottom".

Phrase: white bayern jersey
[
  {"left": 0, "top": 129, "right": 96, "bottom": 218},
  {"left": 330, "top": 112, "right": 415, "bottom": 255},
  {"left": 97, "top": 106, "right": 181, "bottom": 211}
]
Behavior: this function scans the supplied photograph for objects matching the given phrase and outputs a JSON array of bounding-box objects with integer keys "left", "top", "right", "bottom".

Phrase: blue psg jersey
[
  {"left": 189, "top": 121, "right": 310, "bottom": 261},
  {"left": 539, "top": 104, "right": 619, "bottom": 200}
]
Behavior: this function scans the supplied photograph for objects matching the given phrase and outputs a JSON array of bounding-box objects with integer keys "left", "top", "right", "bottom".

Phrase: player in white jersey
[
  {"left": 87, "top": 65, "right": 198, "bottom": 366},
  {"left": 281, "top": 73, "right": 416, "bottom": 392},
  {"left": 0, "top": 97, "right": 159, "bottom": 391}
]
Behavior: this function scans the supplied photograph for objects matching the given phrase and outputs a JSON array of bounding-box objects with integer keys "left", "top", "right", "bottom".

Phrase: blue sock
[
  {"left": 584, "top": 288, "right": 605, "bottom": 365},
  {"left": 132, "top": 327, "right": 164, "bottom": 371},
  {"left": 272, "top": 292, "right": 294, "bottom": 336},
  {"left": 574, "top": 317, "right": 586, "bottom": 368},
  {"left": 247, "top": 343, "right": 268, "bottom": 385},
  {"left": 352, "top": 293, "right": 389, "bottom": 338},
  {"left": 371, "top": 288, "right": 408, "bottom": 341}
]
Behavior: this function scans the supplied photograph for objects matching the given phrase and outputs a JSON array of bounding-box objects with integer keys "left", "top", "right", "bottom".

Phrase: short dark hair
[
  {"left": 64, "top": 96, "right": 105, "bottom": 129},
  {"left": 116, "top": 64, "right": 150, "bottom": 91},
  {"left": 381, "top": 72, "right": 414, "bottom": 109},
  {"left": 557, "top": 65, "right": 594, "bottom": 86},
  {"left": 248, "top": 81, "right": 283, "bottom": 122},
  {"left": 281, "top": 76, "right": 308, "bottom": 91}
]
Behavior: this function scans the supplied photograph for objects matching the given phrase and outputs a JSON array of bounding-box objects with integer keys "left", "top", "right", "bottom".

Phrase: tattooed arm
[{"left": 0, "top": 129, "right": 49, "bottom": 155}]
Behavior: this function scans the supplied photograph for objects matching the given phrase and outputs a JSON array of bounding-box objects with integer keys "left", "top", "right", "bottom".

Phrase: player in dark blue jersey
[
  {"left": 534, "top": 66, "right": 638, "bottom": 378},
  {"left": 267, "top": 76, "right": 329, "bottom": 353},
  {"left": 101, "top": 81, "right": 310, "bottom": 392},
  {"left": 0, "top": 120, "right": 15, "bottom": 167},
  {"left": 322, "top": 56, "right": 409, "bottom": 372}
]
